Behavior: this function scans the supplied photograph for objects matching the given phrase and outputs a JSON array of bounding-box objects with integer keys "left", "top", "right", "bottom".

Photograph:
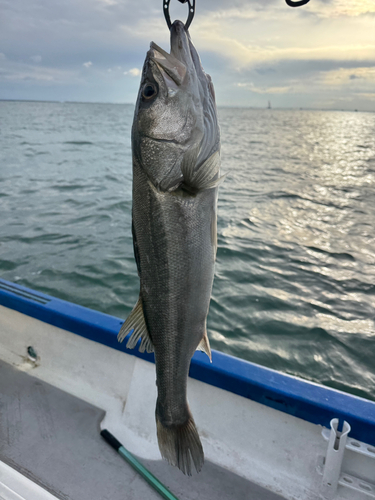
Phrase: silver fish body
[{"left": 118, "top": 20, "right": 222, "bottom": 475}]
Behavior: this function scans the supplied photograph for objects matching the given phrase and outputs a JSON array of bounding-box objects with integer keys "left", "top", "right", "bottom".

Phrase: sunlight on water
[{"left": 1, "top": 101, "right": 374, "bottom": 401}]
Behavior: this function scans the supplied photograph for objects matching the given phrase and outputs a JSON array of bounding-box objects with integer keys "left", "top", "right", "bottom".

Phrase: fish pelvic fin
[
  {"left": 197, "top": 331, "right": 212, "bottom": 362},
  {"left": 181, "top": 148, "right": 226, "bottom": 194},
  {"left": 117, "top": 297, "right": 154, "bottom": 353},
  {"left": 156, "top": 412, "right": 204, "bottom": 476}
]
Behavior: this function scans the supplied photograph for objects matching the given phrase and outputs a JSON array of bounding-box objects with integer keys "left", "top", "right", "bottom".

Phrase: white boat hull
[{"left": 0, "top": 280, "right": 374, "bottom": 499}]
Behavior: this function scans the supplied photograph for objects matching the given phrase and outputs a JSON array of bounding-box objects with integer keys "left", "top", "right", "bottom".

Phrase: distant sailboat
[{"left": 267, "top": 101, "right": 271, "bottom": 109}]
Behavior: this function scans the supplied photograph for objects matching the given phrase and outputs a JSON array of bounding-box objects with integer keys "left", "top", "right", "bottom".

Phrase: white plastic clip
[{"left": 320, "top": 418, "right": 351, "bottom": 499}]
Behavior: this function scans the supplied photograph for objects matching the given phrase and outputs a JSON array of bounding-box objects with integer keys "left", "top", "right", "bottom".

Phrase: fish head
[{"left": 132, "top": 20, "right": 219, "bottom": 191}]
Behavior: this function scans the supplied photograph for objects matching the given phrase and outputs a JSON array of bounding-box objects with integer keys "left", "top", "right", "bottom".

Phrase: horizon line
[{"left": 0, "top": 98, "right": 372, "bottom": 113}]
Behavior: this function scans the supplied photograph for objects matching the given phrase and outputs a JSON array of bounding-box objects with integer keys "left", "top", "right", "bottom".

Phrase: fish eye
[{"left": 142, "top": 83, "right": 157, "bottom": 100}]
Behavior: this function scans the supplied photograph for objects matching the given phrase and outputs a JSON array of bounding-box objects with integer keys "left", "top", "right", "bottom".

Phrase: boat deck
[{"left": 0, "top": 360, "right": 285, "bottom": 500}]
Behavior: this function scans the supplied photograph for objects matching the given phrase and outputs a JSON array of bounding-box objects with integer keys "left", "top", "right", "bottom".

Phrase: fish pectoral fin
[
  {"left": 118, "top": 297, "right": 154, "bottom": 353},
  {"left": 196, "top": 331, "right": 212, "bottom": 362},
  {"left": 181, "top": 149, "right": 226, "bottom": 193}
]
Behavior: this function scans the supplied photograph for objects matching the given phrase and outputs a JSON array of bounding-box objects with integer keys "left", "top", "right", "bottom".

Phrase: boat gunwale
[{"left": 1, "top": 277, "right": 375, "bottom": 448}]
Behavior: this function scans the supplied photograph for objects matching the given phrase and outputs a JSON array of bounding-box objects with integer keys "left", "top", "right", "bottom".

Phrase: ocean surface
[{"left": 1, "top": 101, "right": 374, "bottom": 401}]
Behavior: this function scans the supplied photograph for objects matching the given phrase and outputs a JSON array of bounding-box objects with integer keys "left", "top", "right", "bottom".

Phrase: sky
[{"left": 0, "top": 0, "right": 374, "bottom": 110}]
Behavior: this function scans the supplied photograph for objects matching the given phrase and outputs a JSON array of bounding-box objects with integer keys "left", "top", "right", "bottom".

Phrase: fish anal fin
[
  {"left": 118, "top": 297, "right": 154, "bottom": 353},
  {"left": 197, "top": 331, "right": 212, "bottom": 362}
]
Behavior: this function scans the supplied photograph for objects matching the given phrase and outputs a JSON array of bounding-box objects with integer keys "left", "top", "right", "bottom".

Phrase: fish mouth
[
  {"left": 149, "top": 41, "right": 187, "bottom": 86},
  {"left": 149, "top": 20, "right": 198, "bottom": 87},
  {"left": 170, "top": 20, "right": 193, "bottom": 67}
]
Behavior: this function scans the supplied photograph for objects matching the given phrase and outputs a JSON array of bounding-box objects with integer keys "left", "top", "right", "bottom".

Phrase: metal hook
[
  {"left": 285, "top": 0, "right": 311, "bottom": 6},
  {"left": 163, "top": 0, "right": 196, "bottom": 31}
]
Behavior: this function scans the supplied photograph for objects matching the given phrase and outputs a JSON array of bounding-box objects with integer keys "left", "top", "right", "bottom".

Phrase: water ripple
[{"left": 1, "top": 101, "right": 374, "bottom": 401}]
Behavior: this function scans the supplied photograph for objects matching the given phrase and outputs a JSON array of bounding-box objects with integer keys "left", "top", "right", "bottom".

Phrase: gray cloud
[
  {"left": 30, "top": 55, "right": 42, "bottom": 63},
  {"left": 236, "top": 58, "right": 375, "bottom": 84}
]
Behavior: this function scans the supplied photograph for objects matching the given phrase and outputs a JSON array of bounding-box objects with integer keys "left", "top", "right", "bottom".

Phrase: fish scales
[
  {"left": 118, "top": 20, "right": 222, "bottom": 475},
  {"left": 133, "top": 160, "right": 215, "bottom": 395}
]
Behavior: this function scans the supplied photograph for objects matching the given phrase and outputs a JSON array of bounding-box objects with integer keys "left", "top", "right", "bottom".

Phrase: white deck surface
[{"left": 0, "top": 359, "right": 285, "bottom": 500}]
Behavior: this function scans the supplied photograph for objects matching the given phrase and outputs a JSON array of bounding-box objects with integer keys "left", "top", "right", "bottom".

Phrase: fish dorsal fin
[
  {"left": 181, "top": 148, "right": 226, "bottom": 194},
  {"left": 118, "top": 297, "right": 154, "bottom": 353},
  {"left": 197, "top": 331, "right": 212, "bottom": 362}
]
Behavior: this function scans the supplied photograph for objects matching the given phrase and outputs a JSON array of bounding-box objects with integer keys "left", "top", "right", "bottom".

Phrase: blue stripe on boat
[{"left": 1, "top": 278, "right": 374, "bottom": 447}]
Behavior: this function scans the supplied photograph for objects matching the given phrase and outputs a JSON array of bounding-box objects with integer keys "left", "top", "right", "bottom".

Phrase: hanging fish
[{"left": 118, "top": 20, "right": 223, "bottom": 475}]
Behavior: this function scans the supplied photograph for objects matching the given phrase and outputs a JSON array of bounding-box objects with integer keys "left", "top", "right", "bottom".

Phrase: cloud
[
  {"left": 321, "top": 66, "right": 375, "bottom": 88},
  {"left": 0, "top": 0, "right": 374, "bottom": 110},
  {"left": 0, "top": 53, "right": 6, "bottom": 60},
  {"left": 307, "top": 0, "right": 375, "bottom": 19},
  {"left": 236, "top": 58, "right": 375, "bottom": 92},
  {"left": 0, "top": 60, "right": 79, "bottom": 84},
  {"left": 358, "top": 92, "right": 375, "bottom": 101},
  {"left": 192, "top": 1, "right": 375, "bottom": 71},
  {"left": 30, "top": 55, "right": 42, "bottom": 63},
  {"left": 237, "top": 82, "right": 292, "bottom": 94},
  {"left": 227, "top": 57, "right": 375, "bottom": 110},
  {"left": 124, "top": 68, "right": 141, "bottom": 77}
]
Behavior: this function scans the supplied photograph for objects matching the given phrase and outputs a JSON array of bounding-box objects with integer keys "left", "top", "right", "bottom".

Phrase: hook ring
[{"left": 163, "top": 0, "right": 196, "bottom": 31}]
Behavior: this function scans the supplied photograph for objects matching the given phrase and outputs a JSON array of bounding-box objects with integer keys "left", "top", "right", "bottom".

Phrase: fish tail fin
[{"left": 156, "top": 412, "right": 204, "bottom": 476}]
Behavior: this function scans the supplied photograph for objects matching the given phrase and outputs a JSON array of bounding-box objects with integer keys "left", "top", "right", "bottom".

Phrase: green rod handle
[{"left": 101, "top": 429, "right": 179, "bottom": 500}]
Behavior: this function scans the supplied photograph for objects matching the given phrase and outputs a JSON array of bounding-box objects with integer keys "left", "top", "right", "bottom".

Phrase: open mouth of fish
[{"left": 148, "top": 20, "right": 199, "bottom": 88}]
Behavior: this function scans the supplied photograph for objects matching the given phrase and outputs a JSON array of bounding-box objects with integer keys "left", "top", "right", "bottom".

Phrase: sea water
[{"left": 1, "top": 101, "right": 374, "bottom": 401}]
